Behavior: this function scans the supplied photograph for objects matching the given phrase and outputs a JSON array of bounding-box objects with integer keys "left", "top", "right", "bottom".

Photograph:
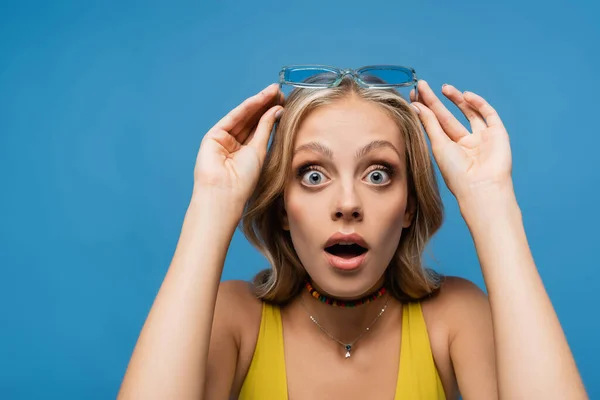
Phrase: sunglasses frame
[{"left": 279, "top": 64, "right": 419, "bottom": 101}]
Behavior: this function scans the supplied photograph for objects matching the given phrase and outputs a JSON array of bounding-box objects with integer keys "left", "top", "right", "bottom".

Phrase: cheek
[
  {"left": 285, "top": 187, "right": 325, "bottom": 230},
  {"left": 284, "top": 186, "right": 312, "bottom": 232},
  {"left": 283, "top": 190, "right": 328, "bottom": 266},
  {"left": 382, "top": 203, "right": 406, "bottom": 230},
  {"left": 368, "top": 191, "right": 409, "bottom": 246}
]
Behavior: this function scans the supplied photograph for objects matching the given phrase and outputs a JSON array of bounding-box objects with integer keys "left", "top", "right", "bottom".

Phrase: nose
[{"left": 331, "top": 184, "right": 363, "bottom": 222}]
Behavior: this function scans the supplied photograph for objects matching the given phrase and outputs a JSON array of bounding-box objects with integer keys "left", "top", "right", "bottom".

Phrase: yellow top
[{"left": 239, "top": 301, "right": 446, "bottom": 399}]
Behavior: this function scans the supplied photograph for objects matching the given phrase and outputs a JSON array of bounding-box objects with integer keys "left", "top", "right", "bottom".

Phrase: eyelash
[{"left": 295, "top": 162, "right": 397, "bottom": 185}]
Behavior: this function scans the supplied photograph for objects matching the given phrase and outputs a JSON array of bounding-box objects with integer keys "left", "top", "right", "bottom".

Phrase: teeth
[{"left": 338, "top": 241, "right": 355, "bottom": 245}]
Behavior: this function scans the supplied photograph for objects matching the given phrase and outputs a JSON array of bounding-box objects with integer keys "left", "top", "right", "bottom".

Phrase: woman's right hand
[{"left": 192, "top": 84, "right": 283, "bottom": 207}]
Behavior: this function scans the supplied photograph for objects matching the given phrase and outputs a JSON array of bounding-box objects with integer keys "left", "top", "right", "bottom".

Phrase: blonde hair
[{"left": 241, "top": 77, "right": 444, "bottom": 304}]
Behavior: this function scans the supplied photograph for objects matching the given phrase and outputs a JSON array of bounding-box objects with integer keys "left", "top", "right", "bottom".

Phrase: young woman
[{"left": 118, "top": 66, "right": 588, "bottom": 399}]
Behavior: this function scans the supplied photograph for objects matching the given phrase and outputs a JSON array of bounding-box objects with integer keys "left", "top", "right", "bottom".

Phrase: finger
[
  {"left": 441, "top": 84, "right": 487, "bottom": 132},
  {"left": 463, "top": 91, "right": 505, "bottom": 129},
  {"left": 417, "top": 80, "right": 469, "bottom": 142},
  {"left": 215, "top": 83, "right": 280, "bottom": 133},
  {"left": 409, "top": 88, "right": 416, "bottom": 102},
  {"left": 233, "top": 92, "right": 280, "bottom": 143},
  {"left": 246, "top": 105, "right": 283, "bottom": 158},
  {"left": 411, "top": 102, "right": 452, "bottom": 150}
]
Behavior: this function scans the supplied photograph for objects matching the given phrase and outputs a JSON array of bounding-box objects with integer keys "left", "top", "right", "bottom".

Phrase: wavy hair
[{"left": 241, "top": 76, "right": 444, "bottom": 304}]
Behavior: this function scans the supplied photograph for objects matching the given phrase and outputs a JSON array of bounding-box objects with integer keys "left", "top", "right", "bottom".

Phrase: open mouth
[{"left": 324, "top": 243, "right": 369, "bottom": 259}]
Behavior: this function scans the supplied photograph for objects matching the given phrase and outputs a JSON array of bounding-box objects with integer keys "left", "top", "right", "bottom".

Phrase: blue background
[{"left": 1, "top": 0, "right": 598, "bottom": 398}]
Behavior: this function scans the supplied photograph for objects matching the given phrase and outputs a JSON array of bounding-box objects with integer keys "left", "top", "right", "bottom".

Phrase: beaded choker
[{"left": 305, "top": 280, "right": 387, "bottom": 308}]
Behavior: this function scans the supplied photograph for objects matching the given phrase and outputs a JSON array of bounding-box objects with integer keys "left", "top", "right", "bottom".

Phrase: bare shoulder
[
  {"left": 216, "top": 279, "right": 262, "bottom": 309},
  {"left": 424, "top": 275, "right": 488, "bottom": 310},
  {"left": 421, "top": 276, "right": 493, "bottom": 399},
  {"left": 423, "top": 276, "right": 490, "bottom": 337},
  {"left": 205, "top": 280, "right": 263, "bottom": 399},
  {"left": 422, "top": 276, "right": 497, "bottom": 399},
  {"left": 215, "top": 279, "right": 263, "bottom": 343}
]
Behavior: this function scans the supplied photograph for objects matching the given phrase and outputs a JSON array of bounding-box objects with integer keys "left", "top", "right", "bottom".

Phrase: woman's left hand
[{"left": 411, "top": 80, "right": 513, "bottom": 203}]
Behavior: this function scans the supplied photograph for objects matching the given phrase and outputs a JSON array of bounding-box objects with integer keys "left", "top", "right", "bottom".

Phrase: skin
[
  {"left": 275, "top": 96, "right": 460, "bottom": 398},
  {"left": 118, "top": 81, "right": 588, "bottom": 400},
  {"left": 282, "top": 96, "right": 412, "bottom": 302}
]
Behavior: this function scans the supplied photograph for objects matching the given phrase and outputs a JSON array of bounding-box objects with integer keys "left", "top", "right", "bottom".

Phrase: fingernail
[
  {"left": 275, "top": 108, "right": 283, "bottom": 119},
  {"left": 262, "top": 83, "right": 276, "bottom": 94},
  {"left": 410, "top": 104, "right": 420, "bottom": 114},
  {"left": 442, "top": 83, "right": 449, "bottom": 89}
]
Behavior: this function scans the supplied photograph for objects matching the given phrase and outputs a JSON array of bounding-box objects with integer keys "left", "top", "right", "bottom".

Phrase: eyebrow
[{"left": 293, "top": 140, "right": 402, "bottom": 160}]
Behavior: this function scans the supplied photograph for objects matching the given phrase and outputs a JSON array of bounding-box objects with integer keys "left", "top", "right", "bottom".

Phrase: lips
[
  {"left": 325, "top": 243, "right": 368, "bottom": 258},
  {"left": 324, "top": 232, "right": 369, "bottom": 260},
  {"left": 324, "top": 232, "right": 369, "bottom": 250},
  {"left": 324, "top": 250, "right": 367, "bottom": 271}
]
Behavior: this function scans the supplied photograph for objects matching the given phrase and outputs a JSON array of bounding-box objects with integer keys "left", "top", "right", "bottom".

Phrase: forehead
[{"left": 294, "top": 96, "right": 405, "bottom": 152}]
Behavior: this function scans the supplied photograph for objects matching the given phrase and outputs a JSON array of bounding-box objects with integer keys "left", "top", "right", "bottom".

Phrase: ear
[{"left": 403, "top": 195, "right": 416, "bottom": 228}]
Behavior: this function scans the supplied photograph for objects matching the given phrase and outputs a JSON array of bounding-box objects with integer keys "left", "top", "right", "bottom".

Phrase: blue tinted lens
[
  {"left": 358, "top": 67, "right": 414, "bottom": 85},
  {"left": 284, "top": 68, "right": 339, "bottom": 85}
]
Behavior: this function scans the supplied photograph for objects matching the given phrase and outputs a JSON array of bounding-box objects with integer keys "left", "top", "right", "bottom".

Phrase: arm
[
  {"left": 118, "top": 195, "right": 243, "bottom": 399},
  {"left": 118, "top": 83, "right": 283, "bottom": 399},
  {"left": 412, "top": 80, "right": 587, "bottom": 399},
  {"left": 441, "top": 187, "right": 587, "bottom": 399},
  {"left": 442, "top": 277, "right": 498, "bottom": 399},
  {"left": 459, "top": 185, "right": 587, "bottom": 399}
]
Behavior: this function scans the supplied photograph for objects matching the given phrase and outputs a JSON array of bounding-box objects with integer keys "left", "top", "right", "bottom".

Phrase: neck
[
  {"left": 294, "top": 280, "right": 396, "bottom": 344},
  {"left": 305, "top": 280, "right": 386, "bottom": 307}
]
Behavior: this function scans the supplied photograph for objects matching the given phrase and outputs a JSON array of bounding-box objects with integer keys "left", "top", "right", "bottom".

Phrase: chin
[{"left": 314, "top": 270, "right": 385, "bottom": 301}]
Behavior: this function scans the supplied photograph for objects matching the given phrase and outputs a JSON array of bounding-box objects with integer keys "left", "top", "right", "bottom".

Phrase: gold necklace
[{"left": 299, "top": 295, "right": 389, "bottom": 358}]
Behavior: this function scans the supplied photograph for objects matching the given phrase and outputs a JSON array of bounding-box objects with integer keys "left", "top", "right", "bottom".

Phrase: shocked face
[{"left": 282, "top": 95, "right": 414, "bottom": 299}]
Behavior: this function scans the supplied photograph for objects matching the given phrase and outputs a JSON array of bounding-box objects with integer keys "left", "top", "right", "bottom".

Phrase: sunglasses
[{"left": 279, "top": 64, "right": 419, "bottom": 101}]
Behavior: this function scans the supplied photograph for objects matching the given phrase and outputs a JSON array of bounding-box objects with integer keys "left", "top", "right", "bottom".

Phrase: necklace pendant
[{"left": 345, "top": 344, "right": 352, "bottom": 358}]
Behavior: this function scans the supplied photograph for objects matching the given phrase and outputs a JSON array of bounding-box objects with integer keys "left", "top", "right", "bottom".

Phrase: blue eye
[
  {"left": 302, "top": 170, "right": 326, "bottom": 185},
  {"left": 364, "top": 163, "right": 396, "bottom": 185},
  {"left": 296, "top": 163, "right": 395, "bottom": 187},
  {"left": 296, "top": 164, "right": 329, "bottom": 186},
  {"left": 366, "top": 169, "right": 390, "bottom": 185}
]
